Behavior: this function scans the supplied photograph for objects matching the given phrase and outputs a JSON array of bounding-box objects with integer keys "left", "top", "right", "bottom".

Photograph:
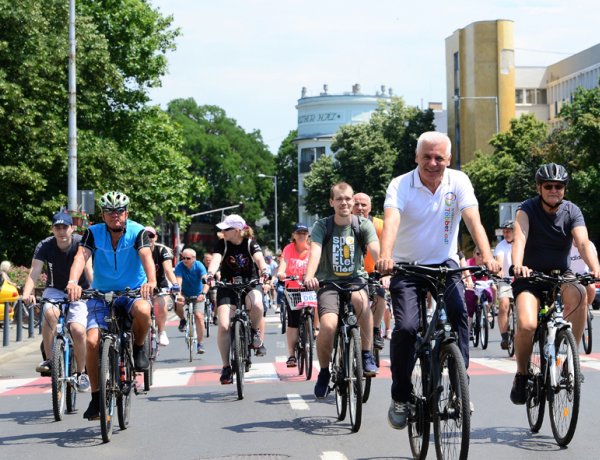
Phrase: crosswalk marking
[
  {"left": 287, "top": 393, "right": 309, "bottom": 410},
  {"left": 321, "top": 451, "right": 348, "bottom": 460}
]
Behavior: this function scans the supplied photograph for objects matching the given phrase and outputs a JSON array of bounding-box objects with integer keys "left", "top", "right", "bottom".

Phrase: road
[{"left": 1, "top": 309, "right": 600, "bottom": 459}]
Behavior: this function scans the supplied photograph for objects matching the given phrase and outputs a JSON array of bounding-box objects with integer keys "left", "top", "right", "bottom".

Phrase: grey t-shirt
[
  {"left": 521, "top": 196, "right": 585, "bottom": 272},
  {"left": 310, "top": 216, "right": 377, "bottom": 282}
]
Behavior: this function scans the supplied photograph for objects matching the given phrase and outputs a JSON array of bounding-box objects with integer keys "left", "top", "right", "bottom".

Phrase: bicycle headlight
[
  {"left": 444, "top": 324, "right": 452, "bottom": 333},
  {"left": 347, "top": 314, "right": 357, "bottom": 326}
]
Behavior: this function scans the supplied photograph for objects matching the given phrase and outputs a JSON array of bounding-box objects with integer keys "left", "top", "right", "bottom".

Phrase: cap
[
  {"left": 52, "top": 212, "right": 73, "bottom": 226},
  {"left": 500, "top": 220, "right": 514, "bottom": 229},
  {"left": 216, "top": 214, "right": 246, "bottom": 230},
  {"left": 144, "top": 226, "right": 157, "bottom": 237},
  {"left": 293, "top": 223, "right": 309, "bottom": 233}
]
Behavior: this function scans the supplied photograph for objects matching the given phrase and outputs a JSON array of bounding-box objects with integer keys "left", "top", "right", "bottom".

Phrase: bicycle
[
  {"left": 204, "top": 293, "right": 213, "bottom": 338},
  {"left": 277, "top": 281, "right": 288, "bottom": 335},
  {"left": 41, "top": 298, "right": 78, "bottom": 421},
  {"left": 522, "top": 271, "right": 596, "bottom": 446},
  {"left": 215, "top": 278, "right": 263, "bottom": 400},
  {"left": 143, "top": 298, "right": 159, "bottom": 391},
  {"left": 321, "top": 279, "right": 368, "bottom": 433},
  {"left": 181, "top": 296, "right": 198, "bottom": 362},
  {"left": 582, "top": 304, "right": 593, "bottom": 354},
  {"left": 283, "top": 277, "right": 317, "bottom": 380},
  {"left": 363, "top": 274, "right": 385, "bottom": 404},
  {"left": 472, "top": 279, "right": 493, "bottom": 350},
  {"left": 391, "top": 263, "right": 484, "bottom": 460},
  {"left": 83, "top": 288, "right": 143, "bottom": 443}
]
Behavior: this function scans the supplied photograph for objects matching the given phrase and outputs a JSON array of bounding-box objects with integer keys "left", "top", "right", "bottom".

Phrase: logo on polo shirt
[
  {"left": 332, "top": 235, "right": 355, "bottom": 276},
  {"left": 443, "top": 192, "right": 457, "bottom": 245}
]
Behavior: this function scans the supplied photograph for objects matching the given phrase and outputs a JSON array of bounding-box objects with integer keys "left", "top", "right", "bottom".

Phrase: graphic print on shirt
[
  {"left": 332, "top": 235, "right": 355, "bottom": 277},
  {"left": 443, "top": 192, "right": 457, "bottom": 245},
  {"left": 226, "top": 253, "right": 251, "bottom": 272},
  {"left": 288, "top": 258, "right": 308, "bottom": 277}
]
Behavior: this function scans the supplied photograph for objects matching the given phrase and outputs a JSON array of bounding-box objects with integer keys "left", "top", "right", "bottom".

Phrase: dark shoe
[
  {"left": 83, "top": 392, "right": 100, "bottom": 420},
  {"left": 286, "top": 356, "right": 297, "bottom": 368},
  {"left": 510, "top": 373, "right": 528, "bottom": 405},
  {"left": 178, "top": 318, "right": 187, "bottom": 332},
  {"left": 362, "top": 351, "right": 379, "bottom": 377},
  {"left": 388, "top": 399, "right": 410, "bottom": 429},
  {"left": 500, "top": 339, "right": 509, "bottom": 350},
  {"left": 133, "top": 345, "right": 149, "bottom": 371},
  {"left": 373, "top": 327, "right": 384, "bottom": 350},
  {"left": 36, "top": 359, "right": 52, "bottom": 374},
  {"left": 220, "top": 366, "right": 233, "bottom": 385},
  {"left": 256, "top": 344, "right": 267, "bottom": 357},
  {"left": 314, "top": 368, "right": 330, "bottom": 399}
]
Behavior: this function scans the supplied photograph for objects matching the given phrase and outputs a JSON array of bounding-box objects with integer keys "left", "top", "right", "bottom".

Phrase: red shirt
[{"left": 281, "top": 242, "right": 309, "bottom": 288}]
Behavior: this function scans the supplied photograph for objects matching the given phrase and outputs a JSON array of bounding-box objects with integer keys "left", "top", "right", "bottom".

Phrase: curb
[{"left": 0, "top": 336, "right": 41, "bottom": 365}]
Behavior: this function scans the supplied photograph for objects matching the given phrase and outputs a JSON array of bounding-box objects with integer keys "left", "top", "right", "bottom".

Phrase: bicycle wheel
[
  {"left": 187, "top": 308, "right": 195, "bottom": 362},
  {"left": 117, "top": 346, "right": 133, "bottom": 430},
  {"left": 51, "top": 338, "right": 67, "bottom": 421},
  {"left": 489, "top": 304, "right": 496, "bottom": 329},
  {"left": 233, "top": 320, "right": 245, "bottom": 400},
  {"left": 297, "top": 321, "right": 306, "bottom": 377},
  {"left": 99, "top": 337, "right": 116, "bottom": 443},
  {"left": 304, "top": 314, "right": 314, "bottom": 381},
  {"left": 507, "top": 303, "right": 516, "bottom": 358},
  {"left": 280, "top": 303, "right": 287, "bottom": 335},
  {"left": 473, "top": 309, "right": 481, "bottom": 348},
  {"left": 582, "top": 309, "right": 592, "bottom": 354},
  {"left": 433, "top": 342, "right": 470, "bottom": 460},
  {"left": 66, "top": 342, "right": 77, "bottom": 413},
  {"left": 480, "top": 306, "right": 489, "bottom": 350},
  {"left": 526, "top": 330, "right": 546, "bottom": 433},
  {"left": 409, "top": 354, "right": 431, "bottom": 460},
  {"left": 204, "top": 302, "right": 211, "bottom": 338},
  {"left": 333, "top": 330, "right": 347, "bottom": 421},
  {"left": 549, "top": 328, "right": 581, "bottom": 446},
  {"left": 348, "top": 327, "right": 363, "bottom": 433},
  {"left": 143, "top": 326, "right": 154, "bottom": 391}
]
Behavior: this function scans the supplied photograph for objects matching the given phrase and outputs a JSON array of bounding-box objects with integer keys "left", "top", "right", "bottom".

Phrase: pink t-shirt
[{"left": 281, "top": 242, "right": 309, "bottom": 288}]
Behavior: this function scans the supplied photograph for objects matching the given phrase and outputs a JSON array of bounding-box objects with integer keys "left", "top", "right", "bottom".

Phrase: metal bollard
[
  {"left": 3, "top": 302, "right": 9, "bottom": 347},
  {"left": 15, "top": 299, "right": 23, "bottom": 342}
]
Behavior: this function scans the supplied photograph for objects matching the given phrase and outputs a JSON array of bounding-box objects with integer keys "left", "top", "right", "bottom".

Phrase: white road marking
[
  {"left": 470, "top": 357, "right": 517, "bottom": 373},
  {"left": 287, "top": 393, "right": 309, "bottom": 410},
  {"left": 321, "top": 452, "right": 348, "bottom": 460},
  {"left": 246, "top": 362, "right": 279, "bottom": 381},
  {"left": 151, "top": 366, "right": 195, "bottom": 387},
  {"left": 580, "top": 355, "right": 600, "bottom": 371},
  {"left": 0, "top": 378, "right": 39, "bottom": 394}
]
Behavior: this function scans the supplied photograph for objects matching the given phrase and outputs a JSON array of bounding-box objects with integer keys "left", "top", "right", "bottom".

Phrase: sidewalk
[{"left": 0, "top": 322, "right": 42, "bottom": 364}]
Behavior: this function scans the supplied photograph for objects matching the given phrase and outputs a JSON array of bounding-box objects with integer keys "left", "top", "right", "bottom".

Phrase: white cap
[{"left": 216, "top": 214, "right": 246, "bottom": 230}]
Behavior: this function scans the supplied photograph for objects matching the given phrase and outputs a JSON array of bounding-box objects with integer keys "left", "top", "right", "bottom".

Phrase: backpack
[{"left": 321, "top": 214, "right": 367, "bottom": 256}]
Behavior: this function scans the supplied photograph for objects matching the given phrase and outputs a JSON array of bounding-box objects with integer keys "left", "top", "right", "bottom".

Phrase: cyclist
[
  {"left": 66, "top": 191, "right": 156, "bottom": 420},
  {"left": 569, "top": 240, "right": 598, "bottom": 309},
  {"left": 304, "top": 182, "right": 380, "bottom": 399},
  {"left": 146, "top": 226, "right": 179, "bottom": 346},
  {"left": 276, "top": 223, "right": 311, "bottom": 367},
  {"left": 510, "top": 163, "right": 600, "bottom": 404},
  {"left": 204, "top": 214, "right": 271, "bottom": 385},
  {"left": 174, "top": 248, "right": 208, "bottom": 354},
  {"left": 494, "top": 220, "right": 515, "bottom": 350},
  {"left": 376, "top": 131, "right": 499, "bottom": 429},
  {"left": 21, "top": 212, "right": 93, "bottom": 391},
  {"left": 203, "top": 252, "right": 219, "bottom": 324},
  {"left": 464, "top": 246, "right": 496, "bottom": 340},
  {"left": 353, "top": 192, "right": 388, "bottom": 351}
]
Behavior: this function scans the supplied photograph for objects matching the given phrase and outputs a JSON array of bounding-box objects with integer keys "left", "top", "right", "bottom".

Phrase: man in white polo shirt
[{"left": 376, "top": 131, "right": 499, "bottom": 429}]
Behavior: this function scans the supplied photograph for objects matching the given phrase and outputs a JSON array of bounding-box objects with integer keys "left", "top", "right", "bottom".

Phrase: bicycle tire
[
  {"left": 333, "top": 330, "right": 347, "bottom": 421},
  {"left": 433, "top": 342, "right": 470, "bottom": 460},
  {"left": 582, "top": 309, "right": 592, "bottom": 354},
  {"left": 297, "top": 321, "right": 306, "bottom": 377},
  {"left": 117, "top": 346, "right": 133, "bottom": 431},
  {"left": 348, "top": 327, "right": 363, "bottom": 433},
  {"left": 204, "top": 302, "right": 211, "bottom": 338},
  {"left": 143, "top": 326, "right": 154, "bottom": 391},
  {"left": 473, "top": 309, "right": 481, "bottom": 348},
  {"left": 66, "top": 342, "right": 77, "bottom": 414},
  {"left": 362, "top": 376, "right": 371, "bottom": 404},
  {"left": 507, "top": 303, "right": 516, "bottom": 358},
  {"left": 490, "top": 304, "right": 496, "bottom": 329},
  {"left": 408, "top": 354, "right": 431, "bottom": 460},
  {"left": 233, "top": 320, "right": 245, "bottom": 400},
  {"left": 480, "top": 306, "right": 489, "bottom": 350},
  {"left": 51, "top": 337, "right": 67, "bottom": 421},
  {"left": 526, "top": 330, "right": 546, "bottom": 433},
  {"left": 280, "top": 304, "right": 287, "bottom": 335},
  {"left": 549, "top": 328, "right": 581, "bottom": 446},
  {"left": 304, "top": 314, "right": 314, "bottom": 381},
  {"left": 187, "top": 307, "right": 196, "bottom": 362},
  {"left": 99, "top": 337, "right": 116, "bottom": 443}
]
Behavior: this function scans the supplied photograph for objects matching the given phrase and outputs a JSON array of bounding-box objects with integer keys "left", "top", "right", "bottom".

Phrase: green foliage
[{"left": 276, "top": 130, "right": 300, "bottom": 247}]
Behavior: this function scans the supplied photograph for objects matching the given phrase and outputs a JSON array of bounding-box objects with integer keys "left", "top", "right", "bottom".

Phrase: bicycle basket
[{"left": 284, "top": 288, "right": 317, "bottom": 310}]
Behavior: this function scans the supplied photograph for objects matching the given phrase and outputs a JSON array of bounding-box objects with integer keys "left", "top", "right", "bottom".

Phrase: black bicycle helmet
[
  {"left": 535, "top": 163, "right": 569, "bottom": 184},
  {"left": 500, "top": 220, "right": 514, "bottom": 229}
]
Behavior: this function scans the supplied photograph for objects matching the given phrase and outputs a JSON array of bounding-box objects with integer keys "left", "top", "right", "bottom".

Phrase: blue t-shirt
[
  {"left": 80, "top": 220, "right": 151, "bottom": 292},
  {"left": 174, "top": 260, "right": 207, "bottom": 297}
]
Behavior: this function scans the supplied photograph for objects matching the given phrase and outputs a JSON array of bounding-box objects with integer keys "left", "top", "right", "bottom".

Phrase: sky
[{"left": 148, "top": 0, "right": 599, "bottom": 154}]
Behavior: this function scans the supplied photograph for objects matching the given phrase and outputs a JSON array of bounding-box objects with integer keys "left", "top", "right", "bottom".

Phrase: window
[
  {"left": 515, "top": 89, "right": 524, "bottom": 104},
  {"left": 526, "top": 89, "right": 536, "bottom": 104},
  {"left": 536, "top": 89, "right": 547, "bottom": 105},
  {"left": 299, "top": 147, "right": 326, "bottom": 173}
]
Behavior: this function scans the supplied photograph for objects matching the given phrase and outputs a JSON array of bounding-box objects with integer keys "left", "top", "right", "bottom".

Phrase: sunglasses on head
[
  {"left": 102, "top": 207, "right": 127, "bottom": 214},
  {"left": 542, "top": 183, "right": 565, "bottom": 191}
]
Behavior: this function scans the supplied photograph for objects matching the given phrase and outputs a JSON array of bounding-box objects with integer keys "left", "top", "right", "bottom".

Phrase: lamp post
[
  {"left": 257, "top": 173, "right": 278, "bottom": 254},
  {"left": 67, "top": 0, "right": 77, "bottom": 211}
]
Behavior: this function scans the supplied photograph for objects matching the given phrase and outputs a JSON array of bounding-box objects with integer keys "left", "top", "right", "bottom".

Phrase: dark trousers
[{"left": 389, "top": 259, "right": 468, "bottom": 402}]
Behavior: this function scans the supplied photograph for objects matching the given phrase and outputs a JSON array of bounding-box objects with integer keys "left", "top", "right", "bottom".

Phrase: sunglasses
[
  {"left": 182, "top": 256, "right": 194, "bottom": 260},
  {"left": 221, "top": 227, "right": 235, "bottom": 232},
  {"left": 542, "top": 183, "right": 565, "bottom": 191},
  {"left": 102, "top": 207, "right": 127, "bottom": 214},
  {"left": 148, "top": 234, "right": 156, "bottom": 239}
]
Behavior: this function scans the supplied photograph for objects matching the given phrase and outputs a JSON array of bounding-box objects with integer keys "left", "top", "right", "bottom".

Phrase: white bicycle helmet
[{"left": 99, "top": 191, "right": 130, "bottom": 210}]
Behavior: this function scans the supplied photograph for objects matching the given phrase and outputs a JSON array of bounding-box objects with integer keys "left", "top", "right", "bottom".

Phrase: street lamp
[{"left": 257, "top": 173, "right": 278, "bottom": 254}]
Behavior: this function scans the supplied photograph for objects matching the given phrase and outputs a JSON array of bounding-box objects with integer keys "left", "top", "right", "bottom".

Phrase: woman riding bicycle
[
  {"left": 465, "top": 246, "right": 496, "bottom": 339},
  {"left": 205, "top": 214, "right": 271, "bottom": 385}
]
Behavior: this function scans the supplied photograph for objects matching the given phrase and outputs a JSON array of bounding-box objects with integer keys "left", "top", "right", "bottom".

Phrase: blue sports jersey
[{"left": 174, "top": 260, "right": 207, "bottom": 297}]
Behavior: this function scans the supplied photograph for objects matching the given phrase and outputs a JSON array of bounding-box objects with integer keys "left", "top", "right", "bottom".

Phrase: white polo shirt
[
  {"left": 384, "top": 168, "right": 478, "bottom": 264},
  {"left": 493, "top": 238, "right": 512, "bottom": 276},
  {"left": 569, "top": 241, "right": 597, "bottom": 274}
]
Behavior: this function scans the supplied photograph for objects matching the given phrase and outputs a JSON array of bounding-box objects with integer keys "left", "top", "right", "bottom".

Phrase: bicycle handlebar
[{"left": 81, "top": 288, "right": 143, "bottom": 301}]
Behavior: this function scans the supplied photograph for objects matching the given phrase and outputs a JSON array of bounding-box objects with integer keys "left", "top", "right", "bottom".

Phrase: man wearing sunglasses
[
  {"left": 510, "top": 163, "right": 600, "bottom": 405},
  {"left": 66, "top": 191, "right": 156, "bottom": 420}
]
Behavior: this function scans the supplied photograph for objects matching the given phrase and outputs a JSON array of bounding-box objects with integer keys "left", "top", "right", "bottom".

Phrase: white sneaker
[
  {"left": 77, "top": 373, "right": 91, "bottom": 393},
  {"left": 158, "top": 331, "right": 170, "bottom": 346}
]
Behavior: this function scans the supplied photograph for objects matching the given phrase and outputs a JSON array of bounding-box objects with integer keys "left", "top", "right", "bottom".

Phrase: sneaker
[
  {"left": 362, "top": 351, "right": 379, "bottom": 377},
  {"left": 385, "top": 329, "right": 392, "bottom": 340},
  {"left": 178, "top": 318, "right": 187, "bottom": 332},
  {"left": 388, "top": 399, "right": 410, "bottom": 430},
  {"left": 251, "top": 328, "right": 262, "bottom": 349},
  {"left": 83, "top": 392, "right": 100, "bottom": 420},
  {"left": 314, "top": 368, "right": 330, "bottom": 399},
  {"left": 133, "top": 345, "right": 149, "bottom": 371},
  {"left": 373, "top": 327, "right": 385, "bottom": 350},
  {"left": 470, "top": 401, "right": 475, "bottom": 414},
  {"left": 500, "top": 339, "right": 509, "bottom": 350},
  {"left": 510, "top": 373, "right": 528, "bottom": 405},
  {"left": 220, "top": 366, "right": 233, "bottom": 384},
  {"left": 36, "top": 359, "right": 52, "bottom": 374},
  {"left": 158, "top": 331, "right": 170, "bottom": 346},
  {"left": 256, "top": 344, "right": 267, "bottom": 357},
  {"left": 286, "top": 356, "right": 297, "bottom": 368},
  {"left": 197, "top": 343, "right": 205, "bottom": 354},
  {"left": 275, "top": 307, "right": 280, "bottom": 313},
  {"left": 77, "top": 373, "right": 91, "bottom": 393}
]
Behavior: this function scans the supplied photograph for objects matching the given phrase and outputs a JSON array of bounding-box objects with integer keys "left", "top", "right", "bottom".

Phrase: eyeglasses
[
  {"left": 222, "top": 227, "right": 235, "bottom": 232},
  {"left": 182, "top": 257, "right": 194, "bottom": 260},
  {"left": 542, "top": 183, "right": 565, "bottom": 191},
  {"left": 102, "top": 207, "right": 127, "bottom": 214},
  {"left": 148, "top": 234, "right": 156, "bottom": 239}
]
